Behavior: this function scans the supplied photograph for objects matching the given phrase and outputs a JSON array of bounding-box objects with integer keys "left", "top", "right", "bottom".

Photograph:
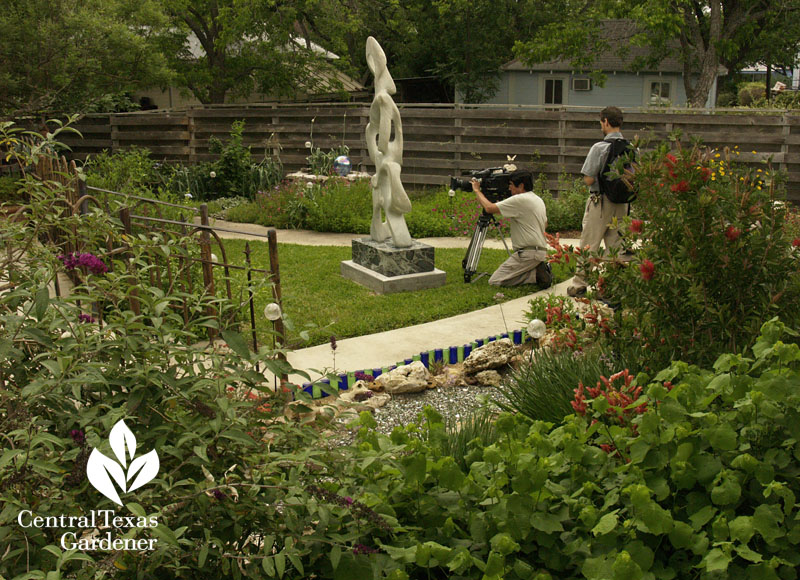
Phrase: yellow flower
[
  {"left": 752, "top": 150, "right": 757, "bottom": 154},
  {"left": 715, "top": 153, "right": 721, "bottom": 158}
]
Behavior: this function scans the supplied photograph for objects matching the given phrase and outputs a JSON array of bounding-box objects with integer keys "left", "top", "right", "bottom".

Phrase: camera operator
[{"left": 471, "top": 170, "right": 552, "bottom": 288}]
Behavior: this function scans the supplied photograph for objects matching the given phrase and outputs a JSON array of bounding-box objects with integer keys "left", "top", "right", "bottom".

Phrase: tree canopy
[
  {"left": 0, "top": 0, "right": 172, "bottom": 117},
  {"left": 513, "top": 0, "right": 800, "bottom": 107},
  {"left": 3, "top": 0, "right": 800, "bottom": 115}
]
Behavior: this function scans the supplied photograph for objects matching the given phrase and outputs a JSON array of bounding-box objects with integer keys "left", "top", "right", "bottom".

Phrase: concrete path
[{"left": 203, "top": 217, "right": 580, "bottom": 382}]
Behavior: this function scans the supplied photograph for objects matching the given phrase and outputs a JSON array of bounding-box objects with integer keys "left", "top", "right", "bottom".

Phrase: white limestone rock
[
  {"left": 462, "top": 338, "right": 516, "bottom": 374},
  {"left": 373, "top": 361, "right": 431, "bottom": 394},
  {"left": 475, "top": 370, "right": 503, "bottom": 387}
]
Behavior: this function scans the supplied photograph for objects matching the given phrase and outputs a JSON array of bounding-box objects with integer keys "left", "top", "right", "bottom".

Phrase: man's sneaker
[
  {"left": 567, "top": 285, "right": 586, "bottom": 297},
  {"left": 535, "top": 261, "right": 553, "bottom": 289}
]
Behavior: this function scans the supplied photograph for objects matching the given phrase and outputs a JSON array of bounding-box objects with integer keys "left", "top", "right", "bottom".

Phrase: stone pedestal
[{"left": 341, "top": 238, "right": 446, "bottom": 294}]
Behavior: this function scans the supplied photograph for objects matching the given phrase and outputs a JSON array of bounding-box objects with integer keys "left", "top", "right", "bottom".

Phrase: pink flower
[
  {"left": 640, "top": 259, "right": 655, "bottom": 281},
  {"left": 629, "top": 219, "right": 643, "bottom": 234}
]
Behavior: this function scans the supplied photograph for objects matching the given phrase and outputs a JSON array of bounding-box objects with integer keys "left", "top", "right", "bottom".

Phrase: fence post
[
  {"left": 188, "top": 110, "right": 197, "bottom": 164},
  {"left": 267, "top": 228, "right": 288, "bottom": 382},
  {"left": 199, "top": 204, "right": 217, "bottom": 340},
  {"left": 244, "top": 242, "right": 259, "bottom": 370}
]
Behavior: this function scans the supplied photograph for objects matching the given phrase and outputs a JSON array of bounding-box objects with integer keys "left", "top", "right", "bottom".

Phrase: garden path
[{"left": 204, "top": 218, "right": 579, "bottom": 382}]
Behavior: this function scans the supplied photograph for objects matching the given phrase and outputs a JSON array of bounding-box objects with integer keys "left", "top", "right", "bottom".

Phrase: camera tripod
[{"left": 462, "top": 211, "right": 511, "bottom": 283}]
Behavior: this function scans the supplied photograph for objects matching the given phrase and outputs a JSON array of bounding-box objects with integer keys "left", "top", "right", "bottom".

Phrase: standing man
[
  {"left": 472, "top": 169, "right": 552, "bottom": 287},
  {"left": 567, "top": 106, "right": 630, "bottom": 297}
]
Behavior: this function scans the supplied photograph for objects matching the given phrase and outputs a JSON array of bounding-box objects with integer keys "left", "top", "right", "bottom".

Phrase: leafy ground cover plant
[{"left": 342, "top": 318, "right": 800, "bottom": 580}]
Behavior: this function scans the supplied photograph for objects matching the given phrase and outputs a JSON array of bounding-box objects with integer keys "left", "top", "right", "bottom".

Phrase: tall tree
[
  {"left": 514, "top": 1, "right": 800, "bottom": 108},
  {"left": 328, "top": 0, "right": 547, "bottom": 103},
  {"left": 158, "top": 0, "right": 350, "bottom": 104},
  {"left": 0, "top": 0, "right": 172, "bottom": 117}
]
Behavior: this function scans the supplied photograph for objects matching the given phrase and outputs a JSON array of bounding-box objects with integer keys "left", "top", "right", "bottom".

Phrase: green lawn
[{"left": 220, "top": 239, "right": 573, "bottom": 348}]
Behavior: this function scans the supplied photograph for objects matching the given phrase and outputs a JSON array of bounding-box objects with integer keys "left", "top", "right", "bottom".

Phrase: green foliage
[
  {"left": 513, "top": 1, "right": 798, "bottom": 108},
  {"left": 0, "top": 0, "right": 171, "bottom": 116},
  {"left": 588, "top": 141, "right": 800, "bottom": 369},
  {"left": 84, "top": 147, "right": 163, "bottom": 195},
  {"left": 158, "top": 0, "right": 344, "bottom": 104},
  {"left": 85, "top": 123, "right": 282, "bottom": 203},
  {"left": 497, "top": 347, "right": 616, "bottom": 423},
  {"left": 0, "top": 175, "right": 22, "bottom": 203},
  {"left": 738, "top": 82, "right": 767, "bottom": 106},
  {"left": 306, "top": 144, "right": 350, "bottom": 176},
  {"left": 537, "top": 176, "right": 587, "bottom": 232},
  {"left": 225, "top": 179, "right": 583, "bottom": 238}
]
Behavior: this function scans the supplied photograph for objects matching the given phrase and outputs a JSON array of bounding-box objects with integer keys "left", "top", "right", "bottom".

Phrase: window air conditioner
[{"left": 572, "top": 78, "right": 591, "bottom": 91}]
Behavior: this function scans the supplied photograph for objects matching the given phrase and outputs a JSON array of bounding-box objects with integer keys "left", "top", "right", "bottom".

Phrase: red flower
[
  {"left": 698, "top": 167, "right": 712, "bottom": 181},
  {"left": 640, "top": 259, "right": 655, "bottom": 281},
  {"left": 670, "top": 180, "right": 689, "bottom": 193},
  {"left": 725, "top": 225, "right": 741, "bottom": 241},
  {"left": 665, "top": 154, "right": 678, "bottom": 177},
  {"left": 792, "top": 238, "right": 800, "bottom": 248},
  {"left": 630, "top": 219, "right": 643, "bottom": 234}
]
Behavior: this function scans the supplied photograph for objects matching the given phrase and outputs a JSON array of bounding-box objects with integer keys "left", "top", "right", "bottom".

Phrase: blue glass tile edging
[{"left": 302, "top": 328, "right": 528, "bottom": 398}]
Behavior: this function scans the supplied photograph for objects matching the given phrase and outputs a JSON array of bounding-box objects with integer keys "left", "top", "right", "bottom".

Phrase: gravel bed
[{"left": 325, "top": 381, "right": 511, "bottom": 448}]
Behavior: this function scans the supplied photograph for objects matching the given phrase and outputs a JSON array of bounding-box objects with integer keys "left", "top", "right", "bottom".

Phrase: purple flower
[
  {"left": 354, "top": 371, "right": 374, "bottom": 383},
  {"left": 70, "top": 430, "right": 85, "bottom": 445},
  {"left": 78, "top": 313, "right": 96, "bottom": 323},
  {"left": 329, "top": 335, "right": 337, "bottom": 351},
  {"left": 58, "top": 252, "right": 108, "bottom": 275},
  {"left": 213, "top": 489, "right": 226, "bottom": 500},
  {"left": 353, "top": 544, "right": 379, "bottom": 555}
]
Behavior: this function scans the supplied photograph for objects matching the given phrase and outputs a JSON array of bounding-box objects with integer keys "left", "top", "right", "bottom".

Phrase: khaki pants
[
  {"left": 571, "top": 195, "right": 629, "bottom": 290},
  {"left": 489, "top": 249, "right": 549, "bottom": 287}
]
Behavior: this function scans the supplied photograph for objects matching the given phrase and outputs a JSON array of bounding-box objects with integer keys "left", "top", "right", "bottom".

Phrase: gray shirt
[{"left": 581, "top": 131, "right": 624, "bottom": 193}]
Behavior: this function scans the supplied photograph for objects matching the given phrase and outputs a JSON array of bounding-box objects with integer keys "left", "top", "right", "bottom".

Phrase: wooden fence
[{"left": 58, "top": 104, "right": 800, "bottom": 201}]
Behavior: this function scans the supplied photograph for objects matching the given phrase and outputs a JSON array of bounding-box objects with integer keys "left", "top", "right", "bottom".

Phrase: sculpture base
[
  {"left": 351, "top": 238, "right": 435, "bottom": 277},
  {"left": 341, "top": 260, "right": 446, "bottom": 294}
]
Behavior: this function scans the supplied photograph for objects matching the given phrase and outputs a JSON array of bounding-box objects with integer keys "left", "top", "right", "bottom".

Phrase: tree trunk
[{"left": 682, "top": 1, "right": 722, "bottom": 108}]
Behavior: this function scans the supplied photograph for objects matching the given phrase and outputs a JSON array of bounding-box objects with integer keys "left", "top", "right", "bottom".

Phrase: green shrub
[
  {"left": 222, "top": 173, "right": 588, "bottom": 238},
  {"left": 586, "top": 141, "right": 800, "bottom": 369},
  {"left": 349, "top": 319, "right": 800, "bottom": 579},
  {"left": 84, "top": 147, "right": 162, "bottom": 195},
  {"left": 738, "top": 82, "right": 766, "bottom": 106},
  {"left": 0, "top": 175, "right": 22, "bottom": 203},
  {"left": 536, "top": 174, "right": 587, "bottom": 232}
]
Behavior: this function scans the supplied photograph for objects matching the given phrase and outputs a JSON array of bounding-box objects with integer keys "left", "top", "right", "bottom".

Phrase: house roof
[{"left": 503, "top": 19, "right": 687, "bottom": 74}]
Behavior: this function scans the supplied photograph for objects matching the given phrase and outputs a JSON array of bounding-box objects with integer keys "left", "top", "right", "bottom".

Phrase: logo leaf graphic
[
  {"left": 109, "top": 420, "right": 137, "bottom": 468},
  {"left": 86, "top": 419, "right": 160, "bottom": 505},
  {"left": 86, "top": 449, "right": 126, "bottom": 506},
  {"left": 127, "top": 450, "right": 160, "bottom": 492}
]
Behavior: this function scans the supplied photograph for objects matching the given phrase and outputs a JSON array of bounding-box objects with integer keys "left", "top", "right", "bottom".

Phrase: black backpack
[{"left": 598, "top": 138, "right": 637, "bottom": 204}]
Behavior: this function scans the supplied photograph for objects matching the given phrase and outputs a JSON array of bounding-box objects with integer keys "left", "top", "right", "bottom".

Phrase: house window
[
  {"left": 542, "top": 77, "right": 566, "bottom": 105},
  {"left": 648, "top": 80, "right": 672, "bottom": 106}
]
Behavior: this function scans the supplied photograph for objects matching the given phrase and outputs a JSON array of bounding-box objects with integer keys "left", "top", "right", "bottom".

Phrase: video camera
[{"left": 449, "top": 167, "right": 512, "bottom": 203}]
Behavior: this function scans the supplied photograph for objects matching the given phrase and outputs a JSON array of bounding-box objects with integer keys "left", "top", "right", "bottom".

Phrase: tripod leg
[
  {"left": 489, "top": 220, "right": 512, "bottom": 256},
  {"left": 463, "top": 219, "right": 489, "bottom": 283}
]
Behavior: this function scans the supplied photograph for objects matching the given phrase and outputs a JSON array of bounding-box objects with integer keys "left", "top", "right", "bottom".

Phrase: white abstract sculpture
[{"left": 365, "top": 36, "right": 412, "bottom": 248}]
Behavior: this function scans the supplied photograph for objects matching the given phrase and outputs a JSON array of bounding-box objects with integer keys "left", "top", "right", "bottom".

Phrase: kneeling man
[{"left": 472, "top": 170, "right": 551, "bottom": 287}]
